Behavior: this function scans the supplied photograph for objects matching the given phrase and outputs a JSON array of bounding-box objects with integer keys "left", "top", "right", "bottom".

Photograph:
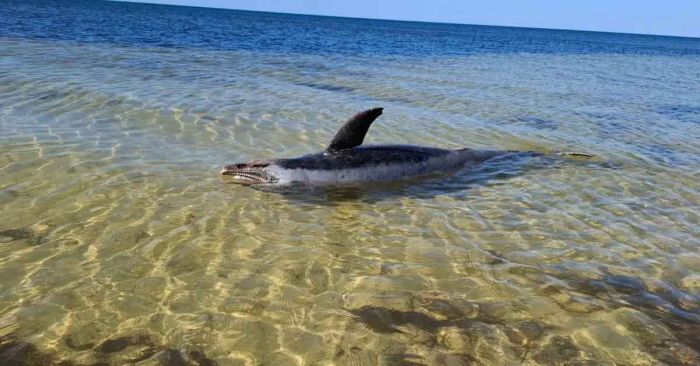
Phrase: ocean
[{"left": 1, "top": 0, "right": 699, "bottom": 364}]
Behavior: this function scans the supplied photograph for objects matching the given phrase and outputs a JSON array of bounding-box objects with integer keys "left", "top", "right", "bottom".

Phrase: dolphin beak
[
  {"left": 219, "top": 165, "right": 238, "bottom": 175},
  {"left": 220, "top": 161, "right": 274, "bottom": 185}
]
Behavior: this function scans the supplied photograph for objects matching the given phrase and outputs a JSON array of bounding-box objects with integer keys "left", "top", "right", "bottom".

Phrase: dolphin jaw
[{"left": 220, "top": 161, "right": 278, "bottom": 184}]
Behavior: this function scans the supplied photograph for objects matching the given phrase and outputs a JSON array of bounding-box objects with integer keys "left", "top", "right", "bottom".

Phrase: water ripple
[{"left": 1, "top": 3, "right": 700, "bottom": 365}]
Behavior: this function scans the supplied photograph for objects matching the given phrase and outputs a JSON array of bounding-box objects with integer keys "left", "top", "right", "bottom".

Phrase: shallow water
[{"left": 1, "top": 1, "right": 700, "bottom": 365}]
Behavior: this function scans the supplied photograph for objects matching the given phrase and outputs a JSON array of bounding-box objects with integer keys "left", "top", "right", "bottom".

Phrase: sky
[{"left": 116, "top": 1, "right": 699, "bottom": 38}]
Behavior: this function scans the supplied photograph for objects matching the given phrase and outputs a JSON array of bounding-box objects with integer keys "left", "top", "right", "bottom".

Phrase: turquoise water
[{"left": 1, "top": 1, "right": 699, "bottom": 365}]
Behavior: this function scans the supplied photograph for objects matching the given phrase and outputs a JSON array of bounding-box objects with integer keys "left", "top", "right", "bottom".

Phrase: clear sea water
[{"left": 1, "top": 0, "right": 699, "bottom": 365}]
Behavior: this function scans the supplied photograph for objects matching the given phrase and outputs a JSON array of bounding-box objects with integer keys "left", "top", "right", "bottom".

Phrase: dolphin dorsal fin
[{"left": 327, "top": 107, "right": 383, "bottom": 152}]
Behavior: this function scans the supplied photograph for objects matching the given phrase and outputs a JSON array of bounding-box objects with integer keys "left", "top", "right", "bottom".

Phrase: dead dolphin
[{"left": 221, "top": 108, "right": 591, "bottom": 185}]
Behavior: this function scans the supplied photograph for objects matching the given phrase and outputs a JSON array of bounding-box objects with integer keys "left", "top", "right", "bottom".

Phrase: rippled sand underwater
[{"left": 1, "top": 27, "right": 700, "bottom": 366}]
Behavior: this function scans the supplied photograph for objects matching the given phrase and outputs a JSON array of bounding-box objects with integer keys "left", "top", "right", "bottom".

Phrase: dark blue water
[{"left": 2, "top": 0, "right": 699, "bottom": 57}]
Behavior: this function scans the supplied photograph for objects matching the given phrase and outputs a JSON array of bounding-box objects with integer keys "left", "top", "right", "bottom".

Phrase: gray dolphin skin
[{"left": 220, "top": 108, "right": 559, "bottom": 185}]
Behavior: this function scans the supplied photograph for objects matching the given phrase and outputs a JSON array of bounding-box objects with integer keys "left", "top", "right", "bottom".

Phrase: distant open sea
[{"left": 1, "top": 0, "right": 699, "bottom": 365}]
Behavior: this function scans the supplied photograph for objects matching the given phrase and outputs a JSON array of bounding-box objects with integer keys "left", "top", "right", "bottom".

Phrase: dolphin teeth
[{"left": 221, "top": 169, "right": 271, "bottom": 183}]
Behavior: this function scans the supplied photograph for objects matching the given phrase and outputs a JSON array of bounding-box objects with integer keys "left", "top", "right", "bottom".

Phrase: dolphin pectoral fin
[{"left": 327, "top": 107, "right": 383, "bottom": 152}]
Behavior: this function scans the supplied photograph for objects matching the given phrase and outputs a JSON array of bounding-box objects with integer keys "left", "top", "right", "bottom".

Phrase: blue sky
[{"left": 117, "top": 1, "right": 699, "bottom": 38}]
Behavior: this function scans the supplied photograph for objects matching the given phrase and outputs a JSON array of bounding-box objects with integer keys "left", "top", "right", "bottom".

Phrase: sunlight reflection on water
[{"left": 1, "top": 2, "right": 700, "bottom": 365}]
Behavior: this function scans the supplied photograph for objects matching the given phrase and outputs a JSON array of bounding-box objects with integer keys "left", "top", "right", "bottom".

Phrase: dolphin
[{"left": 220, "top": 108, "right": 590, "bottom": 185}]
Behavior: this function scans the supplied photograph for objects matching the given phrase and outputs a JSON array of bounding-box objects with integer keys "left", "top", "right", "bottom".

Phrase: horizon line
[{"left": 109, "top": 1, "right": 699, "bottom": 40}]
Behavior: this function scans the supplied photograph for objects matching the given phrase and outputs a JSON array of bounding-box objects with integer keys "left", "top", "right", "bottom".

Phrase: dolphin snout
[
  {"left": 220, "top": 164, "right": 240, "bottom": 175},
  {"left": 220, "top": 161, "right": 275, "bottom": 184}
]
